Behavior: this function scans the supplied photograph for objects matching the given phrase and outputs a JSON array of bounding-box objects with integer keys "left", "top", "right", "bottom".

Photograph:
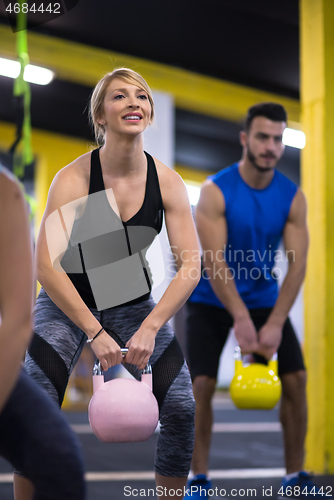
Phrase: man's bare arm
[
  {"left": 257, "top": 189, "right": 309, "bottom": 359},
  {"left": 196, "top": 180, "right": 259, "bottom": 354}
]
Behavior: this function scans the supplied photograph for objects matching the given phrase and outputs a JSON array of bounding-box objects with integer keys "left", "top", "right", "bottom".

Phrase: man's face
[{"left": 241, "top": 116, "right": 286, "bottom": 171}]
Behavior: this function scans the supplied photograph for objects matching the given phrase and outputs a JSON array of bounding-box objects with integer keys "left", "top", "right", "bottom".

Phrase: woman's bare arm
[
  {"left": 125, "top": 162, "right": 201, "bottom": 368},
  {"left": 36, "top": 158, "right": 123, "bottom": 371},
  {"left": 0, "top": 171, "right": 34, "bottom": 412}
]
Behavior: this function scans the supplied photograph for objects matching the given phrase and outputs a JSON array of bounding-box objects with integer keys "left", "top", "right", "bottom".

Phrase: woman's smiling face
[{"left": 100, "top": 78, "right": 152, "bottom": 137}]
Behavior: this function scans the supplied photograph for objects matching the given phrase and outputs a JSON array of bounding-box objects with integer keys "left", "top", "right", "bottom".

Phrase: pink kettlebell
[{"left": 88, "top": 348, "right": 159, "bottom": 442}]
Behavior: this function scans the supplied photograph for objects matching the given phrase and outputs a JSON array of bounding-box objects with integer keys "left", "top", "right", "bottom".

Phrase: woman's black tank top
[{"left": 60, "top": 148, "right": 164, "bottom": 310}]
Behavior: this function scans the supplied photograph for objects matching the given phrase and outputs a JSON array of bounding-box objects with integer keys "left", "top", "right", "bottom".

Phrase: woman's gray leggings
[{"left": 25, "top": 289, "right": 195, "bottom": 477}]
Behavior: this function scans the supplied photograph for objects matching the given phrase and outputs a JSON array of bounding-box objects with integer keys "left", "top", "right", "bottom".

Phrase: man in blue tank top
[{"left": 185, "top": 103, "right": 324, "bottom": 499}]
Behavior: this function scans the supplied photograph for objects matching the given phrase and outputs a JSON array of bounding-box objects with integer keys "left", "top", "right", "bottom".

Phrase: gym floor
[{"left": 0, "top": 392, "right": 333, "bottom": 499}]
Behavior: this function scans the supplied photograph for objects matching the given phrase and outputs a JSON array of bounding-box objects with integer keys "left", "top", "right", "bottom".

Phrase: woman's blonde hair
[{"left": 89, "top": 68, "right": 155, "bottom": 145}]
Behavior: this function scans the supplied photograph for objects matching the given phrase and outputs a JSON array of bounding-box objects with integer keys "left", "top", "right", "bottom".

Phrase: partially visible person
[
  {"left": 185, "top": 103, "right": 327, "bottom": 499},
  {"left": 0, "top": 166, "right": 86, "bottom": 500}
]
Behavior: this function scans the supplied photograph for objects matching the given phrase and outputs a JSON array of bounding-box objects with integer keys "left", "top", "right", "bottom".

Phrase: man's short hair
[{"left": 244, "top": 102, "right": 287, "bottom": 132}]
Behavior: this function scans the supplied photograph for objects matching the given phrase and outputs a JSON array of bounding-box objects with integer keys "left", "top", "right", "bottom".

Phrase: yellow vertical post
[{"left": 300, "top": 0, "right": 334, "bottom": 473}]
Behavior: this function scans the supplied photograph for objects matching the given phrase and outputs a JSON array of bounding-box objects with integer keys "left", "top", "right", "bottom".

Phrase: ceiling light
[
  {"left": 0, "top": 57, "right": 20, "bottom": 78},
  {"left": 0, "top": 57, "right": 54, "bottom": 85},
  {"left": 283, "top": 128, "right": 306, "bottom": 149},
  {"left": 23, "top": 64, "right": 54, "bottom": 85}
]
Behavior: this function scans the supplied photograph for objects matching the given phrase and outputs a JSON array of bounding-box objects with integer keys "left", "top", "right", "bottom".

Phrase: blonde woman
[{"left": 16, "top": 68, "right": 200, "bottom": 499}]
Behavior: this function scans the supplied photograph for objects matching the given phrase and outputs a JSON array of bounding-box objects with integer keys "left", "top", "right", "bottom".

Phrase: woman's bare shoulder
[
  {"left": 56, "top": 152, "right": 90, "bottom": 183},
  {"left": 153, "top": 157, "right": 184, "bottom": 188},
  {"left": 46, "top": 151, "right": 92, "bottom": 210},
  {"left": 153, "top": 157, "right": 189, "bottom": 210},
  {"left": 51, "top": 152, "right": 91, "bottom": 195}
]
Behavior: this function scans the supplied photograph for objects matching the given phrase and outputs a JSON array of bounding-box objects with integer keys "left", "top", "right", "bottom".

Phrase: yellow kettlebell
[{"left": 230, "top": 346, "right": 282, "bottom": 410}]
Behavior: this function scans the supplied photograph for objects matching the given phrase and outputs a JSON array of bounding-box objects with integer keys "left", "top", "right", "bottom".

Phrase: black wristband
[{"left": 86, "top": 327, "right": 104, "bottom": 344}]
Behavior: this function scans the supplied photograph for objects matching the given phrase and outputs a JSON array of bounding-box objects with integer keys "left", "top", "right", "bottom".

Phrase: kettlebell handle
[
  {"left": 93, "top": 348, "right": 152, "bottom": 375},
  {"left": 234, "top": 345, "right": 277, "bottom": 362}
]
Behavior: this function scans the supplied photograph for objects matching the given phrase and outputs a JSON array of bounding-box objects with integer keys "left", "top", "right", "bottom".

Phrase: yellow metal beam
[
  {"left": 174, "top": 164, "right": 214, "bottom": 185},
  {"left": 301, "top": 0, "right": 334, "bottom": 473},
  {"left": 0, "top": 24, "right": 300, "bottom": 124}
]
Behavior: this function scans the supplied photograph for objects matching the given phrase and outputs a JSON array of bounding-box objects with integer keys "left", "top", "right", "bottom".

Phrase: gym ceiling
[{"left": 0, "top": 0, "right": 300, "bottom": 181}]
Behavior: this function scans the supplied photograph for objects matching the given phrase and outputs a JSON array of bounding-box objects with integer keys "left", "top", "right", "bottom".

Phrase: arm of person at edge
[
  {"left": 124, "top": 160, "right": 201, "bottom": 369},
  {"left": 36, "top": 154, "right": 125, "bottom": 372},
  {"left": 0, "top": 170, "right": 34, "bottom": 413},
  {"left": 256, "top": 188, "right": 309, "bottom": 360},
  {"left": 195, "top": 180, "right": 259, "bottom": 355}
]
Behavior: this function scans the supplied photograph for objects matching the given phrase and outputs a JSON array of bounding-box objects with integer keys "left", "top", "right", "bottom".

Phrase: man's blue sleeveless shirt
[{"left": 189, "top": 163, "right": 298, "bottom": 309}]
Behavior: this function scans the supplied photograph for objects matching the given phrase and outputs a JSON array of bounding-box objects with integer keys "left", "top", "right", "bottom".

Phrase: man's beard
[{"left": 247, "top": 145, "right": 276, "bottom": 173}]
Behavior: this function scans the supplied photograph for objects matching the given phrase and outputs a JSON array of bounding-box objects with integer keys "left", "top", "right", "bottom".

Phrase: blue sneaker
[
  {"left": 185, "top": 474, "right": 212, "bottom": 498},
  {"left": 278, "top": 471, "right": 333, "bottom": 499}
]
